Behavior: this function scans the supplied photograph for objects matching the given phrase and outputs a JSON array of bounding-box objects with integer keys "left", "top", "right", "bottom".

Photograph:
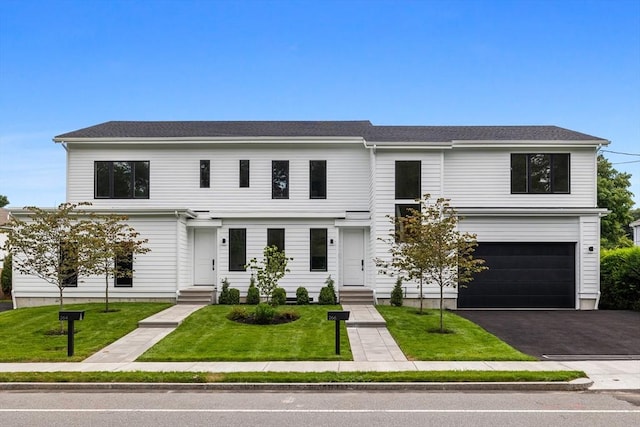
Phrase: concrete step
[
  {"left": 339, "top": 287, "right": 376, "bottom": 305},
  {"left": 138, "top": 320, "right": 180, "bottom": 328},
  {"left": 177, "top": 287, "right": 215, "bottom": 304}
]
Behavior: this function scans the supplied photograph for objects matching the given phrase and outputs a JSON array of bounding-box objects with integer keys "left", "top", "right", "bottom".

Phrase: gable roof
[{"left": 54, "top": 120, "right": 607, "bottom": 143}]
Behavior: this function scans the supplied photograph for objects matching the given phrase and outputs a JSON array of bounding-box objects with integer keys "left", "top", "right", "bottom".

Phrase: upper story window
[
  {"left": 239, "top": 160, "right": 250, "bottom": 188},
  {"left": 200, "top": 160, "right": 210, "bottom": 188},
  {"left": 115, "top": 243, "right": 134, "bottom": 287},
  {"left": 395, "top": 161, "right": 421, "bottom": 199},
  {"left": 309, "top": 160, "right": 327, "bottom": 199},
  {"left": 272, "top": 160, "right": 289, "bottom": 199},
  {"left": 229, "top": 228, "right": 247, "bottom": 271},
  {"left": 267, "top": 228, "right": 285, "bottom": 252},
  {"left": 95, "top": 161, "right": 149, "bottom": 199},
  {"left": 511, "top": 154, "right": 570, "bottom": 194}
]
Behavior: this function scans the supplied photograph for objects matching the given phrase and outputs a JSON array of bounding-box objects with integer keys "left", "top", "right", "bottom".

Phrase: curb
[{"left": 0, "top": 378, "right": 593, "bottom": 392}]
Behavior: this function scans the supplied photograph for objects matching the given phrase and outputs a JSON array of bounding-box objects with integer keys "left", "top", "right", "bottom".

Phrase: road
[{"left": 0, "top": 390, "right": 638, "bottom": 426}]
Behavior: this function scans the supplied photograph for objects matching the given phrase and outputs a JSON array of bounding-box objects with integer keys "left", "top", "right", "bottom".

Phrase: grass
[
  {"left": 0, "top": 370, "right": 586, "bottom": 383},
  {"left": 0, "top": 302, "right": 171, "bottom": 362},
  {"left": 377, "top": 305, "right": 537, "bottom": 361},
  {"left": 138, "top": 305, "right": 352, "bottom": 361}
]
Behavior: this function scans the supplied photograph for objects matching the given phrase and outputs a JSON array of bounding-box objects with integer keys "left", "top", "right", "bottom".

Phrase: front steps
[
  {"left": 339, "top": 287, "right": 376, "bottom": 305},
  {"left": 177, "top": 287, "right": 216, "bottom": 304}
]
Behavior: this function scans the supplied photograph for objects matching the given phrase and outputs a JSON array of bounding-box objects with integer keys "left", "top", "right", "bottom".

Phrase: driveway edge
[{"left": 0, "top": 378, "right": 593, "bottom": 392}]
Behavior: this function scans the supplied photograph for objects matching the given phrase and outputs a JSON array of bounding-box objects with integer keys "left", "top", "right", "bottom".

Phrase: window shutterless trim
[
  {"left": 310, "top": 228, "right": 328, "bottom": 272},
  {"left": 395, "top": 160, "right": 421, "bottom": 200},
  {"left": 267, "top": 228, "right": 285, "bottom": 252},
  {"left": 229, "top": 228, "right": 247, "bottom": 271},
  {"left": 309, "top": 160, "right": 327, "bottom": 199},
  {"left": 239, "top": 160, "right": 250, "bottom": 188},
  {"left": 94, "top": 160, "right": 150, "bottom": 199},
  {"left": 200, "top": 160, "right": 210, "bottom": 188},
  {"left": 510, "top": 153, "right": 570, "bottom": 194}
]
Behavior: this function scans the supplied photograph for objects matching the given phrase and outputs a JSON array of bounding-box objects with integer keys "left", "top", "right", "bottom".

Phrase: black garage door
[{"left": 458, "top": 243, "right": 576, "bottom": 309}]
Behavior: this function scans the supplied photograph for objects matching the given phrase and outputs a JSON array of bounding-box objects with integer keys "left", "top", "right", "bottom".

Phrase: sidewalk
[{"left": 1, "top": 304, "right": 638, "bottom": 391}]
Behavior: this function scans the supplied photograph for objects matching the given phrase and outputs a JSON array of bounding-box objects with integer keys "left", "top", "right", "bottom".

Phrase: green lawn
[
  {"left": 0, "top": 302, "right": 171, "bottom": 362},
  {"left": 376, "top": 306, "right": 536, "bottom": 361},
  {"left": 138, "top": 305, "right": 352, "bottom": 361}
]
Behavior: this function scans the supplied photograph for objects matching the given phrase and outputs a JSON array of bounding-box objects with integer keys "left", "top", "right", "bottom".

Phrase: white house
[
  {"left": 11, "top": 121, "right": 609, "bottom": 309},
  {"left": 631, "top": 219, "right": 640, "bottom": 246}
]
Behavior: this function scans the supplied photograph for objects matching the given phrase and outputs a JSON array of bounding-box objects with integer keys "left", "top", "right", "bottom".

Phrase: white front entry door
[
  {"left": 194, "top": 228, "right": 217, "bottom": 286},
  {"left": 342, "top": 228, "right": 365, "bottom": 286}
]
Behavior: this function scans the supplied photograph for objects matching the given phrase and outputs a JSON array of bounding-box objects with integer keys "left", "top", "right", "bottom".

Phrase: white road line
[{"left": 0, "top": 409, "right": 638, "bottom": 413}]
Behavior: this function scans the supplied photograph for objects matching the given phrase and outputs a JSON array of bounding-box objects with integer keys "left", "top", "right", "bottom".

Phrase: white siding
[
  {"left": 443, "top": 148, "right": 597, "bottom": 207},
  {"left": 579, "top": 216, "right": 600, "bottom": 295},
  {"left": 67, "top": 143, "right": 370, "bottom": 214},
  {"left": 176, "top": 219, "right": 190, "bottom": 291},
  {"left": 458, "top": 217, "right": 580, "bottom": 241}
]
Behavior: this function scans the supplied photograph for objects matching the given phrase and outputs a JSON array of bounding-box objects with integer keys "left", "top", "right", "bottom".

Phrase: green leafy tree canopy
[
  {"left": 246, "top": 246, "right": 292, "bottom": 302},
  {"left": 597, "top": 154, "right": 634, "bottom": 249}
]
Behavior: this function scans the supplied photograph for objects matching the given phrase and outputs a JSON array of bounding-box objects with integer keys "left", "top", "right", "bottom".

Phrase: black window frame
[
  {"left": 239, "top": 160, "right": 250, "bottom": 188},
  {"left": 395, "top": 160, "right": 421, "bottom": 199},
  {"left": 267, "top": 228, "right": 285, "bottom": 252},
  {"left": 229, "top": 228, "right": 247, "bottom": 271},
  {"left": 200, "top": 160, "right": 210, "bottom": 188},
  {"left": 309, "top": 160, "right": 327, "bottom": 199},
  {"left": 395, "top": 203, "right": 420, "bottom": 242},
  {"left": 114, "top": 243, "right": 134, "bottom": 287},
  {"left": 310, "top": 228, "right": 328, "bottom": 272},
  {"left": 59, "top": 240, "right": 78, "bottom": 288},
  {"left": 510, "top": 153, "right": 570, "bottom": 194},
  {"left": 95, "top": 160, "right": 150, "bottom": 199},
  {"left": 272, "top": 160, "right": 289, "bottom": 199}
]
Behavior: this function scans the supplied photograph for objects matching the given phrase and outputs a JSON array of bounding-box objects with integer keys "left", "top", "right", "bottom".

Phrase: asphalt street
[{"left": 0, "top": 390, "right": 638, "bottom": 427}]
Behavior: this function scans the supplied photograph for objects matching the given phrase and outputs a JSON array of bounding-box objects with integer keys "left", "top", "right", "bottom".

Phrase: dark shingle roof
[{"left": 54, "top": 121, "right": 607, "bottom": 142}]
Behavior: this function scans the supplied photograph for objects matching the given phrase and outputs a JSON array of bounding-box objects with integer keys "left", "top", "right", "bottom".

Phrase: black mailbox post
[
  {"left": 327, "top": 310, "right": 350, "bottom": 355},
  {"left": 59, "top": 310, "right": 85, "bottom": 357}
]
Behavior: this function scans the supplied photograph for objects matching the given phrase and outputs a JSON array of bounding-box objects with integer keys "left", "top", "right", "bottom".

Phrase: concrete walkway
[{"left": 342, "top": 304, "right": 407, "bottom": 362}]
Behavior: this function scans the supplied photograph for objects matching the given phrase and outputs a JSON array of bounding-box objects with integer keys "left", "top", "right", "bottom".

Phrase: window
[
  {"left": 395, "top": 161, "right": 421, "bottom": 199},
  {"left": 59, "top": 241, "right": 78, "bottom": 287},
  {"left": 115, "top": 244, "right": 133, "bottom": 287},
  {"left": 309, "top": 160, "right": 327, "bottom": 199},
  {"left": 229, "top": 228, "right": 246, "bottom": 271},
  {"left": 310, "top": 228, "right": 328, "bottom": 271},
  {"left": 240, "top": 160, "right": 250, "bottom": 187},
  {"left": 95, "top": 161, "right": 149, "bottom": 199},
  {"left": 267, "top": 228, "right": 285, "bottom": 252},
  {"left": 395, "top": 204, "right": 420, "bottom": 242},
  {"left": 511, "top": 154, "right": 570, "bottom": 194},
  {"left": 272, "top": 160, "right": 289, "bottom": 199},
  {"left": 200, "top": 160, "right": 210, "bottom": 188}
]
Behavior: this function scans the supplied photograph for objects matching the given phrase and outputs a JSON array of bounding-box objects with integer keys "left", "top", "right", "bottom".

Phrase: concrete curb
[{"left": 0, "top": 378, "right": 593, "bottom": 392}]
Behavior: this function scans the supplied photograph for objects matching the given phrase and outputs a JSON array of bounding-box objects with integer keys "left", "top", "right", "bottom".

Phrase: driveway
[
  {"left": 0, "top": 301, "right": 12, "bottom": 312},
  {"left": 456, "top": 310, "right": 640, "bottom": 360}
]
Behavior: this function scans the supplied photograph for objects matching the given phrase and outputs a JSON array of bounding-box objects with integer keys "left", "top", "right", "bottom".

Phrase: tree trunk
[
  {"left": 439, "top": 284, "right": 444, "bottom": 333},
  {"left": 58, "top": 286, "right": 64, "bottom": 333},
  {"left": 419, "top": 275, "right": 424, "bottom": 314},
  {"left": 105, "top": 272, "right": 109, "bottom": 312}
]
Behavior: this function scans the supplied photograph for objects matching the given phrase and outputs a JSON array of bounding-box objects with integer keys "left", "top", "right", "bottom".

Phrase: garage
[{"left": 457, "top": 242, "right": 576, "bottom": 309}]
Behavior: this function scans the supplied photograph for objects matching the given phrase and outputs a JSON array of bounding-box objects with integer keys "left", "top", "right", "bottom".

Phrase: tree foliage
[
  {"left": 1, "top": 253, "right": 11, "bottom": 297},
  {"left": 246, "top": 246, "right": 292, "bottom": 302},
  {"left": 597, "top": 155, "right": 634, "bottom": 249},
  {"left": 0, "top": 195, "right": 9, "bottom": 208},
  {"left": 376, "top": 195, "right": 487, "bottom": 332}
]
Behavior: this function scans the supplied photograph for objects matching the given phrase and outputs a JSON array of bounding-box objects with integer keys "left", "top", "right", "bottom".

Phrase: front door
[
  {"left": 194, "top": 228, "right": 217, "bottom": 286},
  {"left": 342, "top": 228, "right": 365, "bottom": 286}
]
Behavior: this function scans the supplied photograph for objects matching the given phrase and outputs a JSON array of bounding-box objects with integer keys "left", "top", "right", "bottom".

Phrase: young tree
[
  {"left": 376, "top": 195, "right": 487, "bottom": 332},
  {"left": 2, "top": 203, "right": 94, "bottom": 316},
  {"left": 82, "top": 213, "right": 150, "bottom": 312},
  {"left": 246, "top": 245, "right": 292, "bottom": 303},
  {"left": 598, "top": 154, "right": 635, "bottom": 249}
]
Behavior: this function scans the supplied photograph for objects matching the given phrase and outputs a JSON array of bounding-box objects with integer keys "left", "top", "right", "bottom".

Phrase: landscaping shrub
[
  {"left": 271, "top": 287, "right": 286, "bottom": 306},
  {"left": 253, "top": 303, "right": 276, "bottom": 324},
  {"left": 600, "top": 247, "right": 640, "bottom": 310},
  {"left": 226, "top": 306, "right": 248, "bottom": 321},
  {"left": 325, "top": 275, "right": 337, "bottom": 303},
  {"left": 318, "top": 287, "right": 335, "bottom": 305},
  {"left": 1, "top": 254, "right": 11, "bottom": 297},
  {"left": 390, "top": 277, "right": 403, "bottom": 307},
  {"left": 228, "top": 288, "right": 240, "bottom": 305},
  {"left": 246, "top": 278, "right": 260, "bottom": 305},
  {"left": 296, "top": 286, "right": 309, "bottom": 305},
  {"left": 278, "top": 308, "right": 300, "bottom": 321},
  {"left": 218, "top": 278, "right": 231, "bottom": 304}
]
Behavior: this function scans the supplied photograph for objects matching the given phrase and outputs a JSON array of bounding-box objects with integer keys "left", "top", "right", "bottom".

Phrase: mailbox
[
  {"left": 327, "top": 311, "right": 350, "bottom": 321},
  {"left": 59, "top": 310, "right": 85, "bottom": 321}
]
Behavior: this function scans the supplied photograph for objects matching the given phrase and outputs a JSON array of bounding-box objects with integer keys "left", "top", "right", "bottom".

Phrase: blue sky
[{"left": 1, "top": 0, "right": 638, "bottom": 207}]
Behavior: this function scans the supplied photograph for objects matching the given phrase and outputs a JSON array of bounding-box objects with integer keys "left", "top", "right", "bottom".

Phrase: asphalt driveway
[{"left": 457, "top": 310, "right": 640, "bottom": 360}]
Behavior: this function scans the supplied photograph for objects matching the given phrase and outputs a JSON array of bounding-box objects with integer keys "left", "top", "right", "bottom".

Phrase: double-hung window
[
  {"left": 310, "top": 229, "right": 328, "bottom": 271},
  {"left": 229, "top": 228, "right": 247, "bottom": 271},
  {"left": 309, "top": 160, "right": 327, "bottom": 199},
  {"left": 95, "top": 161, "right": 150, "bottom": 199},
  {"left": 511, "top": 154, "right": 570, "bottom": 194},
  {"left": 395, "top": 161, "right": 421, "bottom": 199},
  {"left": 272, "top": 160, "right": 289, "bottom": 199}
]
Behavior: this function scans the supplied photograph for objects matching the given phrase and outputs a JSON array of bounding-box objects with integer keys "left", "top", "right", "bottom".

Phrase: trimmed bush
[
  {"left": 226, "top": 306, "right": 249, "bottom": 321},
  {"left": 218, "top": 278, "right": 231, "bottom": 304},
  {"left": 600, "top": 247, "right": 640, "bottom": 310},
  {"left": 228, "top": 288, "right": 240, "bottom": 305},
  {"left": 325, "top": 275, "right": 337, "bottom": 303},
  {"left": 246, "top": 278, "right": 260, "bottom": 305},
  {"left": 296, "top": 286, "right": 309, "bottom": 305},
  {"left": 254, "top": 303, "right": 276, "bottom": 324},
  {"left": 390, "top": 277, "right": 403, "bottom": 307},
  {"left": 318, "top": 287, "right": 335, "bottom": 305},
  {"left": 1, "top": 254, "right": 11, "bottom": 297},
  {"left": 271, "top": 287, "right": 286, "bottom": 306}
]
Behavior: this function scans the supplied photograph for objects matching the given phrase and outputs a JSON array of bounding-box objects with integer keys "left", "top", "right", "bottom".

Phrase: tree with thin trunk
[
  {"left": 2, "top": 203, "right": 94, "bottom": 331},
  {"left": 376, "top": 194, "right": 487, "bottom": 332},
  {"left": 82, "top": 213, "right": 150, "bottom": 312},
  {"left": 246, "top": 245, "right": 292, "bottom": 303}
]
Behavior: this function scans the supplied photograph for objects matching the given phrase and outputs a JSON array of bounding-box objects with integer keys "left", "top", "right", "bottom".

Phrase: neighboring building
[
  {"left": 0, "top": 208, "right": 8, "bottom": 263},
  {"left": 631, "top": 219, "right": 640, "bottom": 246},
  {"left": 12, "top": 121, "right": 609, "bottom": 309}
]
